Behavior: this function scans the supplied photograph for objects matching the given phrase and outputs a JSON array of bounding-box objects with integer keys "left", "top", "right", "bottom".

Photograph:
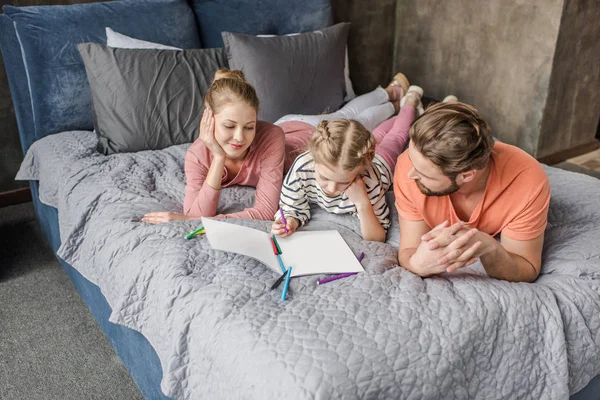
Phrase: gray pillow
[
  {"left": 222, "top": 22, "right": 350, "bottom": 123},
  {"left": 77, "top": 43, "right": 227, "bottom": 154}
]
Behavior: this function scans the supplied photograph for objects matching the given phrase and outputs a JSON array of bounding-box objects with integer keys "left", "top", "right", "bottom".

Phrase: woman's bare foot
[{"left": 385, "top": 84, "right": 404, "bottom": 102}]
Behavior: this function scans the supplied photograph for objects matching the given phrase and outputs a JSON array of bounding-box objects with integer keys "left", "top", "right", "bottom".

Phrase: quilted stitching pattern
[{"left": 18, "top": 132, "right": 600, "bottom": 399}]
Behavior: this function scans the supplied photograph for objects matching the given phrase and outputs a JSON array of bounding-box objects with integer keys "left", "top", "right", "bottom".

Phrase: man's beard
[{"left": 416, "top": 178, "right": 460, "bottom": 196}]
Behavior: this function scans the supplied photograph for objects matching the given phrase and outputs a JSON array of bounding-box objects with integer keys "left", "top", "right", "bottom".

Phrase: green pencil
[
  {"left": 185, "top": 225, "right": 205, "bottom": 240},
  {"left": 272, "top": 234, "right": 282, "bottom": 254}
]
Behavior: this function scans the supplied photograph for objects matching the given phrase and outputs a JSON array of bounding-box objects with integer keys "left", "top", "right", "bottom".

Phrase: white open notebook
[{"left": 202, "top": 218, "right": 364, "bottom": 277}]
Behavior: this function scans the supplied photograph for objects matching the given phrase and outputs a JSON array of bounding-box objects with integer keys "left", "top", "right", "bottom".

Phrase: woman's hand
[
  {"left": 199, "top": 108, "right": 226, "bottom": 159},
  {"left": 141, "top": 212, "right": 192, "bottom": 224},
  {"left": 271, "top": 216, "right": 300, "bottom": 237}
]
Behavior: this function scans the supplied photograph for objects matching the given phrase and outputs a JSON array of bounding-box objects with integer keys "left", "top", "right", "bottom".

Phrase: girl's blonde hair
[
  {"left": 308, "top": 119, "right": 376, "bottom": 172},
  {"left": 204, "top": 68, "right": 259, "bottom": 114}
]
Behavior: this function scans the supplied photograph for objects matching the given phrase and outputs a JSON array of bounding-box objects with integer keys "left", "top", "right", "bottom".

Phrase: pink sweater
[{"left": 184, "top": 121, "right": 287, "bottom": 220}]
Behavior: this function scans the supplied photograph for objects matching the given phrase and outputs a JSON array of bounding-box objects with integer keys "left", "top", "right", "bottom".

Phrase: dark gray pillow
[
  {"left": 77, "top": 43, "right": 227, "bottom": 154},
  {"left": 222, "top": 23, "right": 350, "bottom": 123}
]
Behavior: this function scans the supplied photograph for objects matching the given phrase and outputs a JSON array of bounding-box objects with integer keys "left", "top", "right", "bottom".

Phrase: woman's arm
[
  {"left": 183, "top": 147, "right": 223, "bottom": 217},
  {"left": 216, "top": 129, "right": 285, "bottom": 220},
  {"left": 142, "top": 148, "right": 222, "bottom": 223},
  {"left": 184, "top": 109, "right": 229, "bottom": 217}
]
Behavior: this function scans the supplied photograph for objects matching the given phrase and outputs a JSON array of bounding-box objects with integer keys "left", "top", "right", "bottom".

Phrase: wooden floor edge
[
  {"left": 0, "top": 187, "right": 32, "bottom": 208},
  {"left": 537, "top": 140, "right": 600, "bottom": 165}
]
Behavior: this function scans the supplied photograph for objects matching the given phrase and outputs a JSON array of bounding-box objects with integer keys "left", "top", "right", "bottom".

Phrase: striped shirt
[{"left": 278, "top": 151, "right": 393, "bottom": 229}]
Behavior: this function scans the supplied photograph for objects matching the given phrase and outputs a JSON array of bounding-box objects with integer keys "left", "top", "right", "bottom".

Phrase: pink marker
[{"left": 279, "top": 208, "right": 288, "bottom": 234}]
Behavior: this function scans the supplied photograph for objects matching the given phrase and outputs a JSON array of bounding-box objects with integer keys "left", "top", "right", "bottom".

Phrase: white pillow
[
  {"left": 257, "top": 33, "right": 356, "bottom": 102},
  {"left": 105, "top": 27, "right": 181, "bottom": 50}
]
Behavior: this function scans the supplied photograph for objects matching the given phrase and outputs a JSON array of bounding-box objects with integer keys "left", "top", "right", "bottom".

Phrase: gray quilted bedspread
[{"left": 17, "top": 131, "right": 600, "bottom": 400}]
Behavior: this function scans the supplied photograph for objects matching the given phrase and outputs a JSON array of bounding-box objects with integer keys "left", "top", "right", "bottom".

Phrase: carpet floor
[{"left": 0, "top": 202, "right": 143, "bottom": 400}]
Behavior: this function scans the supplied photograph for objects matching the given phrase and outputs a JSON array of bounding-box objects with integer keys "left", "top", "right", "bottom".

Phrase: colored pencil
[
  {"left": 279, "top": 208, "right": 288, "bottom": 234},
  {"left": 280, "top": 267, "right": 292, "bottom": 301},
  {"left": 317, "top": 272, "right": 358, "bottom": 285},
  {"left": 275, "top": 254, "right": 286, "bottom": 273},
  {"left": 317, "top": 251, "right": 365, "bottom": 285},
  {"left": 270, "top": 269, "right": 288, "bottom": 290},
  {"left": 272, "top": 234, "right": 282, "bottom": 254},
  {"left": 185, "top": 225, "right": 205, "bottom": 239},
  {"left": 270, "top": 236, "right": 279, "bottom": 255}
]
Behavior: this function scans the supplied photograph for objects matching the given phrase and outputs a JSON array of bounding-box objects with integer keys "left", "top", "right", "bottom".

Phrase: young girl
[
  {"left": 143, "top": 69, "right": 415, "bottom": 224},
  {"left": 271, "top": 86, "right": 425, "bottom": 242}
]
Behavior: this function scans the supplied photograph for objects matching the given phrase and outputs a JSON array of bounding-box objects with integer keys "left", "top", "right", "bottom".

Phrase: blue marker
[
  {"left": 276, "top": 254, "right": 286, "bottom": 273},
  {"left": 280, "top": 267, "right": 292, "bottom": 301}
]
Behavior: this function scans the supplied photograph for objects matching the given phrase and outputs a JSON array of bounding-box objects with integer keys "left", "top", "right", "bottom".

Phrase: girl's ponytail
[{"left": 205, "top": 69, "right": 259, "bottom": 113}]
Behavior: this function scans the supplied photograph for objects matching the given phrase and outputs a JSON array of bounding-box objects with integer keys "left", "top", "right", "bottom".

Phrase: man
[{"left": 394, "top": 102, "right": 550, "bottom": 282}]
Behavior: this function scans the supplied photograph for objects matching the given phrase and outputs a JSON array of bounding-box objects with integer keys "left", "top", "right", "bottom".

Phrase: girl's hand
[
  {"left": 141, "top": 212, "right": 192, "bottom": 224},
  {"left": 344, "top": 176, "right": 369, "bottom": 208},
  {"left": 271, "top": 216, "right": 299, "bottom": 237},
  {"left": 199, "top": 108, "right": 226, "bottom": 158}
]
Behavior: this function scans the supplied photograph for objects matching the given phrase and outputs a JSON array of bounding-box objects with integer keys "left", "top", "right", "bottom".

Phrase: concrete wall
[
  {"left": 393, "top": 0, "right": 564, "bottom": 156},
  {"left": 537, "top": 0, "right": 600, "bottom": 158},
  {"left": 332, "top": 0, "right": 397, "bottom": 94}
]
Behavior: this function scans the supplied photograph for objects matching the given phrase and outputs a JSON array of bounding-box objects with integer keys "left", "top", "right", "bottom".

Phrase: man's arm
[
  {"left": 479, "top": 232, "right": 544, "bottom": 282},
  {"left": 398, "top": 217, "right": 454, "bottom": 276},
  {"left": 433, "top": 230, "right": 544, "bottom": 282},
  {"left": 400, "top": 219, "right": 481, "bottom": 277}
]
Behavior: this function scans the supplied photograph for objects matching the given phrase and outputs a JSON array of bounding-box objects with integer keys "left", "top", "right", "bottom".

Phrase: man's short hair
[{"left": 409, "top": 102, "right": 495, "bottom": 176}]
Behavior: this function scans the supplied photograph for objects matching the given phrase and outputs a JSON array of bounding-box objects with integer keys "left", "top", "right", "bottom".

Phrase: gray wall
[
  {"left": 394, "top": 0, "right": 563, "bottom": 155},
  {"left": 538, "top": 0, "right": 600, "bottom": 158},
  {"left": 393, "top": 0, "right": 600, "bottom": 158},
  {"left": 332, "top": 0, "right": 396, "bottom": 94}
]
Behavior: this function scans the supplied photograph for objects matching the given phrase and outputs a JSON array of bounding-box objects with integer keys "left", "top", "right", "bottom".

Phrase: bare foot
[
  {"left": 385, "top": 85, "right": 403, "bottom": 113},
  {"left": 385, "top": 84, "right": 404, "bottom": 102}
]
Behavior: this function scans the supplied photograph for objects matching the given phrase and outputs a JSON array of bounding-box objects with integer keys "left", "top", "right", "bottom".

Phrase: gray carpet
[{"left": 0, "top": 202, "right": 143, "bottom": 400}]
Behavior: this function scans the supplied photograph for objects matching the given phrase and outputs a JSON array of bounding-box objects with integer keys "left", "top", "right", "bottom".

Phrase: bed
[{"left": 2, "top": 1, "right": 600, "bottom": 399}]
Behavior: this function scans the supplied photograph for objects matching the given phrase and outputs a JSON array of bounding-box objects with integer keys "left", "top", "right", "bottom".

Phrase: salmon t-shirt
[{"left": 394, "top": 142, "right": 551, "bottom": 241}]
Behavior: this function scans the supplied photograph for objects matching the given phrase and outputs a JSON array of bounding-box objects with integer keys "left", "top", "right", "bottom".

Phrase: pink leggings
[{"left": 373, "top": 105, "right": 415, "bottom": 171}]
